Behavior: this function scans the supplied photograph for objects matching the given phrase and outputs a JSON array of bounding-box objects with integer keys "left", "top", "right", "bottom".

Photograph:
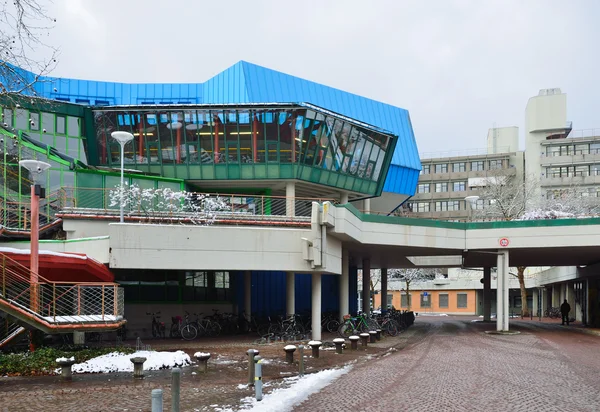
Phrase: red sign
[{"left": 499, "top": 237, "right": 510, "bottom": 247}]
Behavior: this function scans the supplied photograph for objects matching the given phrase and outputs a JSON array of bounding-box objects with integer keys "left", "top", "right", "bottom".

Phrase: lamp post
[
  {"left": 18, "top": 160, "right": 51, "bottom": 317},
  {"left": 111, "top": 131, "right": 134, "bottom": 223},
  {"left": 465, "top": 195, "right": 480, "bottom": 221}
]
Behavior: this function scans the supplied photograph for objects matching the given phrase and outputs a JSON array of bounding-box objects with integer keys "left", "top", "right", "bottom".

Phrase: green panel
[
  {"left": 199, "top": 165, "right": 215, "bottom": 179},
  {"left": 299, "top": 167, "right": 311, "bottom": 181},
  {"left": 279, "top": 164, "right": 294, "bottom": 179},
  {"left": 240, "top": 164, "right": 254, "bottom": 179},
  {"left": 215, "top": 165, "right": 227, "bottom": 179},
  {"left": 227, "top": 164, "right": 241, "bottom": 179},
  {"left": 75, "top": 172, "right": 104, "bottom": 209},
  {"left": 327, "top": 171, "right": 338, "bottom": 186},
  {"left": 157, "top": 180, "right": 182, "bottom": 191},
  {"left": 253, "top": 164, "right": 267, "bottom": 179},
  {"left": 267, "top": 164, "right": 280, "bottom": 179}
]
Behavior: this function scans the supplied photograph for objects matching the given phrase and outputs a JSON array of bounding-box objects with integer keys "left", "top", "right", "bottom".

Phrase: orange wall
[{"left": 374, "top": 290, "right": 477, "bottom": 314}]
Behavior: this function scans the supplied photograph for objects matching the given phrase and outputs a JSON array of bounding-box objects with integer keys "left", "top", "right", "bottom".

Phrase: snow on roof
[{"left": 0, "top": 247, "right": 88, "bottom": 260}]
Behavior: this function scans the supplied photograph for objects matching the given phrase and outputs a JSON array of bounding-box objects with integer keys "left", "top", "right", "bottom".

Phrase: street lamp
[
  {"left": 18, "top": 159, "right": 51, "bottom": 315},
  {"left": 111, "top": 131, "right": 134, "bottom": 223},
  {"left": 465, "top": 195, "right": 480, "bottom": 221}
]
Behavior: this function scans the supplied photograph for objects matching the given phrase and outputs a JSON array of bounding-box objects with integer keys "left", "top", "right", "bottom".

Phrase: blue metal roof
[{"left": 14, "top": 61, "right": 421, "bottom": 195}]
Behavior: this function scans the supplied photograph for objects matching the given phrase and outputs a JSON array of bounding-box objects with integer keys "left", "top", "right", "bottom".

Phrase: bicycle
[
  {"left": 180, "top": 312, "right": 199, "bottom": 341},
  {"left": 268, "top": 314, "right": 305, "bottom": 340},
  {"left": 147, "top": 312, "right": 166, "bottom": 338},
  {"left": 338, "top": 313, "right": 379, "bottom": 338}
]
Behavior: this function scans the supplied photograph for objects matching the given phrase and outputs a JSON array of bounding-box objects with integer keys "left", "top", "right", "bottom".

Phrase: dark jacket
[{"left": 560, "top": 302, "right": 571, "bottom": 314}]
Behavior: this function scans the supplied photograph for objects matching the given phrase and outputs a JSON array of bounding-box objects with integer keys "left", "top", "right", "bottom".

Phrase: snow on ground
[
  {"left": 234, "top": 365, "right": 352, "bottom": 411},
  {"left": 62, "top": 350, "right": 191, "bottom": 374}
]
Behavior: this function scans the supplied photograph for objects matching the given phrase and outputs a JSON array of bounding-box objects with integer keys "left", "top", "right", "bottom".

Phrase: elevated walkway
[{"left": 0, "top": 252, "right": 125, "bottom": 341}]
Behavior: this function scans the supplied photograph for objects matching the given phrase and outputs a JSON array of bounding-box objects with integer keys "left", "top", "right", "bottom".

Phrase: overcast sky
[{"left": 37, "top": 0, "right": 600, "bottom": 156}]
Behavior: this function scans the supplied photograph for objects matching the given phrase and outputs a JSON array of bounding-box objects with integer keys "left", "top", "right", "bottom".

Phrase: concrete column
[
  {"left": 381, "top": 268, "right": 388, "bottom": 313},
  {"left": 483, "top": 267, "right": 492, "bottom": 322},
  {"left": 244, "top": 271, "right": 252, "bottom": 318},
  {"left": 532, "top": 288, "right": 539, "bottom": 317},
  {"left": 496, "top": 250, "right": 510, "bottom": 331},
  {"left": 286, "top": 272, "right": 295, "bottom": 316},
  {"left": 285, "top": 181, "right": 295, "bottom": 217},
  {"left": 340, "top": 192, "right": 349, "bottom": 204},
  {"left": 363, "top": 198, "right": 371, "bottom": 214},
  {"left": 362, "top": 259, "right": 371, "bottom": 316},
  {"left": 339, "top": 249, "right": 349, "bottom": 322},
  {"left": 311, "top": 273, "right": 322, "bottom": 341}
]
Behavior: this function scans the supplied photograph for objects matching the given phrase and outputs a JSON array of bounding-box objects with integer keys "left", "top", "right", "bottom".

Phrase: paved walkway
[{"left": 296, "top": 317, "right": 600, "bottom": 412}]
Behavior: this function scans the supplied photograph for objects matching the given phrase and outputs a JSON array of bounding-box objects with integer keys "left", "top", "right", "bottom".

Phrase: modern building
[{"left": 0, "top": 60, "right": 421, "bottom": 339}]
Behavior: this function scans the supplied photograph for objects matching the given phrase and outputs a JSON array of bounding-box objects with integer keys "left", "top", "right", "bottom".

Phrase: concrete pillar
[
  {"left": 285, "top": 181, "right": 295, "bottom": 217},
  {"left": 73, "top": 331, "right": 85, "bottom": 345},
  {"left": 532, "top": 288, "right": 539, "bottom": 317},
  {"left": 483, "top": 267, "right": 492, "bottom": 322},
  {"left": 362, "top": 259, "right": 371, "bottom": 316},
  {"left": 340, "top": 192, "right": 349, "bottom": 204},
  {"left": 286, "top": 272, "right": 295, "bottom": 316},
  {"left": 244, "top": 271, "right": 252, "bottom": 318},
  {"left": 381, "top": 268, "right": 388, "bottom": 313},
  {"left": 311, "top": 273, "right": 322, "bottom": 341},
  {"left": 339, "top": 249, "right": 349, "bottom": 322},
  {"left": 363, "top": 198, "right": 371, "bottom": 214},
  {"left": 496, "top": 250, "right": 510, "bottom": 331}
]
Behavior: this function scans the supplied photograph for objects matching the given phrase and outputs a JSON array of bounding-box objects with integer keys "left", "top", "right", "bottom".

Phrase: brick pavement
[{"left": 295, "top": 317, "right": 600, "bottom": 412}]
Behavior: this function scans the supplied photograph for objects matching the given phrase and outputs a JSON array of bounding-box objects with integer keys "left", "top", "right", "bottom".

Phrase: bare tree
[
  {"left": 474, "top": 172, "right": 599, "bottom": 316},
  {"left": 1, "top": 0, "right": 57, "bottom": 98},
  {"left": 388, "top": 268, "right": 440, "bottom": 310}
]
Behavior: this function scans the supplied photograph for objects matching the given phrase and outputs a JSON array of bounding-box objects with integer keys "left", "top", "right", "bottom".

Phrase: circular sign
[{"left": 499, "top": 237, "right": 510, "bottom": 247}]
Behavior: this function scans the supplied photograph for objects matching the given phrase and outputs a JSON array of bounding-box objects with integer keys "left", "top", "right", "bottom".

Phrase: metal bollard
[
  {"left": 333, "top": 338, "right": 345, "bottom": 354},
  {"left": 308, "top": 340, "right": 322, "bottom": 358},
  {"left": 349, "top": 335, "right": 360, "bottom": 350},
  {"left": 247, "top": 349, "right": 258, "bottom": 386},
  {"left": 254, "top": 355, "right": 263, "bottom": 402},
  {"left": 151, "top": 389, "right": 163, "bottom": 412},
  {"left": 171, "top": 368, "right": 181, "bottom": 412},
  {"left": 298, "top": 345, "right": 305, "bottom": 377},
  {"left": 194, "top": 352, "right": 211, "bottom": 373},
  {"left": 375, "top": 329, "right": 382, "bottom": 341},
  {"left": 369, "top": 331, "right": 377, "bottom": 343},
  {"left": 360, "top": 333, "right": 369, "bottom": 348},
  {"left": 130, "top": 357, "right": 147, "bottom": 379},
  {"left": 284, "top": 345, "right": 296, "bottom": 363},
  {"left": 56, "top": 358, "right": 76, "bottom": 381}
]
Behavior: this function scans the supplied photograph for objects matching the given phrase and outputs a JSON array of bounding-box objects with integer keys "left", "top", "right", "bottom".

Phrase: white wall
[
  {"left": 63, "top": 219, "right": 111, "bottom": 239},
  {"left": 2, "top": 237, "right": 110, "bottom": 264},
  {"left": 487, "top": 126, "right": 519, "bottom": 153}
]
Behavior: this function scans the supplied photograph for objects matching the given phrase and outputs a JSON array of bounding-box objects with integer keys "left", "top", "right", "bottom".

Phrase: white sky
[{"left": 35, "top": 0, "right": 600, "bottom": 156}]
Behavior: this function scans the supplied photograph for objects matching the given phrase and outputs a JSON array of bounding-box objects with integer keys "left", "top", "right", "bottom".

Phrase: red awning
[{"left": 1, "top": 249, "right": 114, "bottom": 283}]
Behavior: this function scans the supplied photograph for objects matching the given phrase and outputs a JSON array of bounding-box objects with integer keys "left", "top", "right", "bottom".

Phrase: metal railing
[
  {"left": 0, "top": 253, "right": 124, "bottom": 327},
  {"left": 57, "top": 187, "right": 333, "bottom": 226},
  {"left": 420, "top": 146, "right": 513, "bottom": 160},
  {"left": 0, "top": 189, "right": 64, "bottom": 233}
]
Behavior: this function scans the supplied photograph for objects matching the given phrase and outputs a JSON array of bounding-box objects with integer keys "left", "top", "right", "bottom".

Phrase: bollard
[
  {"left": 333, "top": 338, "right": 345, "bottom": 354},
  {"left": 349, "top": 335, "right": 360, "bottom": 350},
  {"left": 194, "top": 352, "right": 211, "bottom": 373},
  {"left": 151, "top": 389, "right": 163, "bottom": 412},
  {"left": 56, "top": 357, "right": 76, "bottom": 380},
  {"left": 171, "top": 368, "right": 181, "bottom": 412},
  {"left": 369, "top": 331, "right": 377, "bottom": 343},
  {"left": 247, "top": 349, "right": 258, "bottom": 386},
  {"left": 284, "top": 345, "right": 296, "bottom": 363},
  {"left": 254, "top": 355, "right": 263, "bottom": 402},
  {"left": 298, "top": 345, "right": 305, "bottom": 377},
  {"left": 308, "top": 340, "right": 322, "bottom": 358},
  {"left": 130, "top": 356, "right": 147, "bottom": 379},
  {"left": 359, "top": 333, "right": 369, "bottom": 348},
  {"left": 375, "top": 329, "right": 382, "bottom": 341}
]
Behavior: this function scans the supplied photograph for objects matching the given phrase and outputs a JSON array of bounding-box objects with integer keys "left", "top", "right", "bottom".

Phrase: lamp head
[
  {"left": 111, "top": 131, "right": 134, "bottom": 145},
  {"left": 464, "top": 195, "right": 480, "bottom": 205},
  {"left": 166, "top": 122, "right": 183, "bottom": 130}
]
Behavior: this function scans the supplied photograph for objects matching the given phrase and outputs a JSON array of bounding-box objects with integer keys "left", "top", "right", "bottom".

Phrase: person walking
[{"left": 560, "top": 299, "right": 571, "bottom": 325}]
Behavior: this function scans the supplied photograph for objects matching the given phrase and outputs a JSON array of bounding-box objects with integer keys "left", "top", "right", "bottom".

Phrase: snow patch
[
  {"left": 56, "top": 356, "right": 75, "bottom": 363},
  {"left": 61, "top": 350, "right": 191, "bottom": 374}
]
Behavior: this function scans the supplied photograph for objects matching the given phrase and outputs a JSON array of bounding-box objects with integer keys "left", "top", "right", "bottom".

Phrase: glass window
[
  {"left": 471, "top": 161, "right": 484, "bottom": 171},
  {"left": 416, "top": 202, "right": 430, "bottom": 212},
  {"left": 41, "top": 112, "right": 54, "bottom": 135},
  {"left": 473, "top": 199, "right": 485, "bottom": 210},
  {"left": 574, "top": 165, "right": 588, "bottom": 177},
  {"left": 546, "top": 146, "right": 560, "bottom": 157},
  {"left": 591, "top": 142, "right": 600, "bottom": 154},
  {"left": 417, "top": 183, "right": 430, "bottom": 193},
  {"left": 452, "top": 162, "right": 466, "bottom": 172},
  {"left": 434, "top": 163, "right": 448, "bottom": 173},
  {"left": 560, "top": 145, "right": 571, "bottom": 156},
  {"left": 2, "top": 108, "right": 13, "bottom": 127},
  {"left": 435, "top": 182, "right": 448, "bottom": 192},
  {"left": 453, "top": 181, "right": 466, "bottom": 191},
  {"left": 29, "top": 112, "right": 40, "bottom": 131},
  {"left": 421, "top": 165, "right": 430, "bottom": 175},
  {"left": 67, "top": 116, "right": 81, "bottom": 137},
  {"left": 457, "top": 293, "right": 468, "bottom": 308},
  {"left": 15, "top": 108, "right": 28, "bottom": 130},
  {"left": 439, "top": 294, "right": 449, "bottom": 308},
  {"left": 214, "top": 272, "right": 230, "bottom": 288},
  {"left": 56, "top": 115, "right": 66, "bottom": 134},
  {"left": 401, "top": 293, "right": 411, "bottom": 308},
  {"left": 435, "top": 201, "right": 448, "bottom": 211},
  {"left": 448, "top": 200, "right": 460, "bottom": 211},
  {"left": 591, "top": 164, "right": 600, "bottom": 176},
  {"left": 489, "top": 159, "right": 503, "bottom": 170},
  {"left": 575, "top": 144, "right": 589, "bottom": 155}
]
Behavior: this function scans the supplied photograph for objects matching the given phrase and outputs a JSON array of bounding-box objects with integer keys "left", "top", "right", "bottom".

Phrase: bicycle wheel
[
  {"left": 384, "top": 320, "right": 399, "bottom": 337},
  {"left": 326, "top": 319, "right": 340, "bottom": 333},
  {"left": 338, "top": 321, "right": 356, "bottom": 338},
  {"left": 181, "top": 324, "right": 198, "bottom": 341},
  {"left": 170, "top": 324, "right": 181, "bottom": 338},
  {"left": 367, "top": 318, "right": 380, "bottom": 331},
  {"left": 204, "top": 320, "right": 221, "bottom": 337}
]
